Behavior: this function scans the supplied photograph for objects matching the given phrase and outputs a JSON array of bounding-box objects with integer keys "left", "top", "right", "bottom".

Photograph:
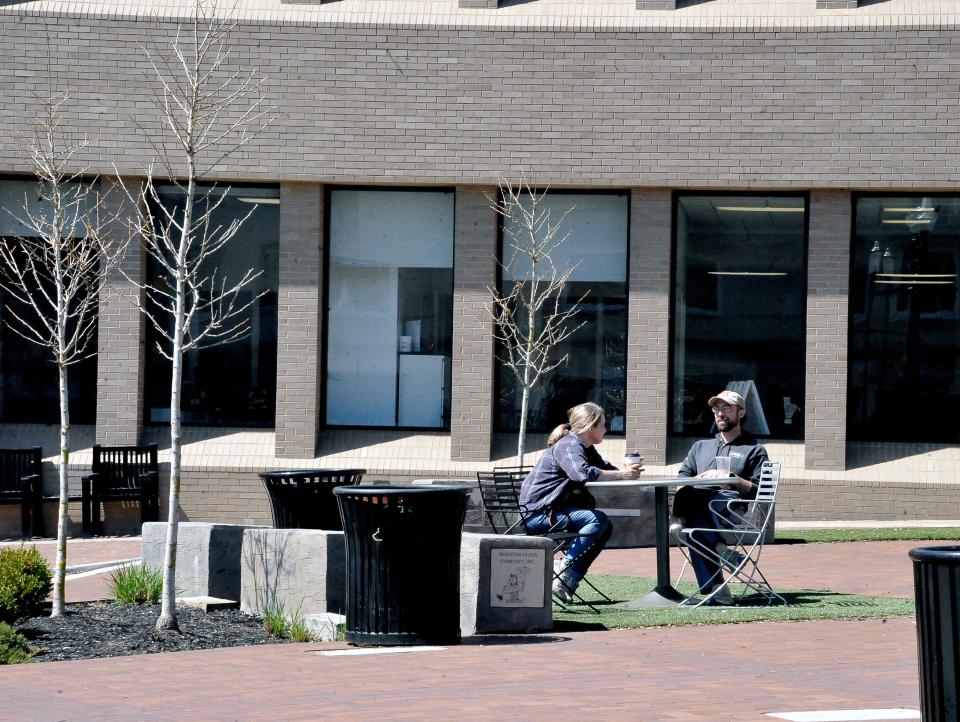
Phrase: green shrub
[
  {"left": 0, "top": 547, "right": 52, "bottom": 624},
  {"left": 263, "top": 600, "right": 289, "bottom": 638},
  {"left": 288, "top": 609, "right": 312, "bottom": 643},
  {"left": 110, "top": 564, "right": 162, "bottom": 605},
  {"left": 0, "top": 622, "right": 32, "bottom": 664}
]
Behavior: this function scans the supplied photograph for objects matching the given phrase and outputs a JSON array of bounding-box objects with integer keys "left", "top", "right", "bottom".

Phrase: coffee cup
[{"left": 624, "top": 452, "right": 642, "bottom": 466}]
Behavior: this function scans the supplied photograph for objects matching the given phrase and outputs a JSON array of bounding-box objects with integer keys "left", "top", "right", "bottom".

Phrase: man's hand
[{"left": 697, "top": 469, "right": 730, "bottom": 480}]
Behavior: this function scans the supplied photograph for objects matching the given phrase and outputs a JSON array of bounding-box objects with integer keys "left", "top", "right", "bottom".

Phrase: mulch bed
[{"left": 16, "top": 603, "right": 287, "bottom": 663}]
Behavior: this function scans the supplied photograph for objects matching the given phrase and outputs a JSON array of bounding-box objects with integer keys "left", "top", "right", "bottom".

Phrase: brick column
[
  {"left": 275, "top": 183, "right": 323, "bottom": 459},
  {"left": 96, "top": 178, "right": 145, "bottom": 446},
  {"left": 626, "top": 190, "right": 672, "bottom": 465},
  {"left": 805, "top": 190, "right": 850, "bottom": 471},
  {"left": 450, "top": 186, "right": 497, "bottom": 462}
]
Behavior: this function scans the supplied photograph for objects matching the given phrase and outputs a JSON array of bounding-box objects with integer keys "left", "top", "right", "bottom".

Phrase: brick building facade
[{"left": 0, "top": 0, "right": 958, "bottom": 535}]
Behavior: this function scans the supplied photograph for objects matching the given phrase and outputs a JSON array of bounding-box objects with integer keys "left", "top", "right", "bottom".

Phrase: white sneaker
[
  {"left": 708, "top": 584, "right": 733, "bottom": 606},
  {"left": 552, "top": 570, "right": 579, "bottom": 603},
  {"left": 669, "top": 522, "right": 684, "bottom": 538}
]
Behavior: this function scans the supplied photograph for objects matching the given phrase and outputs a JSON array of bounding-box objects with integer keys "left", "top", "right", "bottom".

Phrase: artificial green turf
[
  {"left": 775, "top": 527, "right": 960, "bottom": 544},
  {"left": 551, "top": 574, "right": 914, "bottom": 630}
]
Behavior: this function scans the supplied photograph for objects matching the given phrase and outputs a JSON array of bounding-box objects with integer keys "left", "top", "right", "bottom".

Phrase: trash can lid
[
  {"left": 259, "top": 468, "right": 366, "bottom": 478},
  {"left": 908, "top": 545, "right": 960, "bottom": 563},
  {"left": 333, "top": 484, "right": 471, "bottom": 497}
]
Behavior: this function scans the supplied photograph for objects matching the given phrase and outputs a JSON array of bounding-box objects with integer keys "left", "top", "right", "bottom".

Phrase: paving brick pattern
[
  {"left": 0, "top": 619, "right": 920, "bottom": 721},
  {"left": 0, "top": 537, "right": 930, "bottom": 720}
]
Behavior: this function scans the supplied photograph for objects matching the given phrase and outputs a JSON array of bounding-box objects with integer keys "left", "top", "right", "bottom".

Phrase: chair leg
[
  {"left": 81, "top": 478, "right": 91, "bottom": 535},
  {"left": 31, "top": 479, "right": 45, "bottom": 538},
  {"left": 93, "top": 496, "right": 104, "bottom": 537},
  {"left": 20, "top": 498, "right": 31, "bottom": 540}
]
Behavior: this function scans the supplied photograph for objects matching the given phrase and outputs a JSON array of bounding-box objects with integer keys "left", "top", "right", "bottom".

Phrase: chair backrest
[
  {"left": 92, "top": 444, "right": 159, "bottom": 489},
  {"left": 742, "top": 460, "right": 781, "bottom": 529},
  {"left": 477, "top": 469, "right": 528, "bottom": 534},
  {"left": 756, "top": 460, "right": 781, "bottom": 503},
  {"left": 0, "top": 447, "right": 42, "bottom": 497}
]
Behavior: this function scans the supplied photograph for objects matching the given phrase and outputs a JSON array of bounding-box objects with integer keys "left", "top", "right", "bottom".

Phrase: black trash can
[
  {"left": 259, "top": 469, "right": 365, "bottom": 531},
  {"left": 334, "top": 484, "right": 470, "bottom": 646},
  {"left": 910, "top": 545, "right": 960, "bottom": 721}
]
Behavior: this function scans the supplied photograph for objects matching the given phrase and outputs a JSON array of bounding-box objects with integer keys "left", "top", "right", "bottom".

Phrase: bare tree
[
  {"left": 488, "top": 178, "right": 587, "bottom": 467},
  {"left": 0, "top": 88, "right": 120, "bottom": 617},
  {"left": 121, "top": 0, "right": 273, "bottom": 632}
]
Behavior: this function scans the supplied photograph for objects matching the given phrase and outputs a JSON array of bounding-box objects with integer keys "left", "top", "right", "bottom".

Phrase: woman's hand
[{"left": 618, "top": 463, "right": 644, "bottom": 480}]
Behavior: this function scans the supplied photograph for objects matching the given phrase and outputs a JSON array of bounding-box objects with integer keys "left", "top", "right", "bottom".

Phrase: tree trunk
[
  {"left": 51, "top": 360, "right": 69, "bottom": 616},
  {"left": 156, "top": 178, "right": 194, "bottom": 633}
]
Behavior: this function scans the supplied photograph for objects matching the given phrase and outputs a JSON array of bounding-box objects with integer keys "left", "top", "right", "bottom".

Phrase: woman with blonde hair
[{"left": 519, "top": 402, "right": 644, "bottom": 602}]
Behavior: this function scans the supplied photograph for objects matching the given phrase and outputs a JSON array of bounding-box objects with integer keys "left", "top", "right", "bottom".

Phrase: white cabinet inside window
[{"left": 398, "top": 354, "right": 447, "bottom": 427}]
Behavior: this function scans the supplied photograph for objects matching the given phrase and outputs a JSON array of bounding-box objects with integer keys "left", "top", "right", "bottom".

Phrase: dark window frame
[
  {"left": 847, "top": 190, "right": 960, "bottom": 444},
  {"left": 142, "top": 181, "right": 280, "bottom": 429},
  {"left": 668, "top": 190, "right": 810, "bottom": 440},
  {"left": 321, "top": 184, "right": 456, "bottom": 431},
  {"left": 492, "top": 187, "right": 631, "bottom": 436}
]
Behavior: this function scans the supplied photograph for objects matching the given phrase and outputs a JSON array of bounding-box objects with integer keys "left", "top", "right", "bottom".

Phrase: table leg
[{"left": 616, "top": 484, "right": 687, "bottom": 608}]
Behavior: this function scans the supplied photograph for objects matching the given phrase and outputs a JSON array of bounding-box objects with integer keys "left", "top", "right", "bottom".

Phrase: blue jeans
[
  {"left": 674, "top": 486, "right": 740, "bottom": 592},
  {"left": 523, "top": 507, "right": 612, "bottom": 582}
]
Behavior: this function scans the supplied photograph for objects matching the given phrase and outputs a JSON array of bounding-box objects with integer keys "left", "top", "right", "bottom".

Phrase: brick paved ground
[
  {"left": 0, "top": 536, "right": 932, "bottom": 721},
  {"left": 0, "top": 619, "right": 918, "bottom": 721}
]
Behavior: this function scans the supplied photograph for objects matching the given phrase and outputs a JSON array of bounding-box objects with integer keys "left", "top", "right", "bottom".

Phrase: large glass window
[
  {"left": 849, "top": 196, "right": 960, "bottom": 442},
  {"left": 672, "top": 194, "right": 807, "bottom": 438},
  {"left": 144, "top": 185, "right": 279, "bottom": 427},
  {"left": 0, "top": 178, "right": 97, "bottom": 424},
  {"left": 495, "top": 192, "right": 628, "bottom": 434},
  {"left": 326, "top": 189, "right": 454, "bottom": 428}
]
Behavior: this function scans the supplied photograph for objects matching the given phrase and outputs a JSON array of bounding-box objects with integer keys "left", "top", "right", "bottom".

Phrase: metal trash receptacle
[
  {"left": 259, "top": 469, "right": 365, "bottom": 531},
  {"left": 334, "top": 484, "right": 470, "bottom": 646},
  {"left": 910, "top": 545, "right": 960, "bottom": 721}
]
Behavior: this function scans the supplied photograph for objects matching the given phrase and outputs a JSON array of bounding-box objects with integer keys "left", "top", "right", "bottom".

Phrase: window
[
  {"left": 0, "top": 178, "right": 97, "bottom": 424},
  {"left": 495, "top": 192, "right": 628, "bottom": 434},
  {"left": 672, "top": 194, "right": 807, "bottom": 438},
  {"left": 144, "top": 185, "right": 279, "bottom": 427},
  {"left": 325, "top": 188, "right": 454, "bottom": 428},
  {"left": 849, "top": 195, "right": 960, "bottom": 443}
]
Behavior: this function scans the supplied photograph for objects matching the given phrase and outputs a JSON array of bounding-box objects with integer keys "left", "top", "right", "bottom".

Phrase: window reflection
[
  {"left": 144, "top": 185, "right": 279, "bottom": 427},
  {"left": 672, "top": 194, "right": 807, "bottom": 438},
  {"left": 326, "top": 189, "right": 454, "bottom": 428},
  {"left": 496, "top": 192, "right": 628, "bottom": 434},
  {"left": 849, "top": 196, "right": 960, "bottom": 442},
  {"left": 0, "top": 178, "right": 97, "bottom": 424}
]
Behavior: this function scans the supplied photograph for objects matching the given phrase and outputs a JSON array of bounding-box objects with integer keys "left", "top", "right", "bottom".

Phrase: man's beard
[{"left": 717, "top": 416, "right": 739, "bottom": 432}]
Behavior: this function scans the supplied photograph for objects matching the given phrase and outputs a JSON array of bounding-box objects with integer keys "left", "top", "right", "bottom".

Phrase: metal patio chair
[
  {"left": 673, "top": 460, "right": 786, "bottom": 607},
  {"left": 477, "top": 468, "right": 612, "bottom": 612}
]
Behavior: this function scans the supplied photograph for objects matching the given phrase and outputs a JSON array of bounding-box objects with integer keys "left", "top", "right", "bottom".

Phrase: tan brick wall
[
  {"left": 3, "top": 17, "right": 960, "bottom": 189},
  {"left": 805, "top": 191, "right": 851, "bottom": 471},
  {"left": 450, "top": 186, "right": 497, "bottom": 462},
  {"left": 626, "top": 189, "right": 672, "bottom": 465},
  {"left": 275, "top": 182, "right": 323, "bottom": 458},
  {"left": 95, "top": 178, "right": 144, "bottom": 446}
]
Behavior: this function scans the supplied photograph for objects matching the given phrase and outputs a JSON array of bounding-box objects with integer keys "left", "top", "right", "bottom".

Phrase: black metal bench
[
  {"left": 258, "top": 469, "right": 365, "bottom": 531},
  {"left": 0, "top": 447, "right": 43, "bottom": 539},
  {"left": 82, "top": 444, "right": 160, "bottom": 536}
]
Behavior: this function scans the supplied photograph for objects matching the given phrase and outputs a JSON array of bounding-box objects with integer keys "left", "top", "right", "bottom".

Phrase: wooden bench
[
  {"left": 82, "top": 444, "right": 160, "bottom": 536},
  {"left": 0, "top": 447, "right": 43, "bottom": 539}
]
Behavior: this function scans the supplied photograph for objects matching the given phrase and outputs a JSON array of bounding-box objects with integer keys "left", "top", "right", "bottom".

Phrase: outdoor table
[
  {"left": 587, "top": 476, "right": 726, "bottom": 607},
  {"left": 259, "top": 468, "right": 365, "bottom": 531}
]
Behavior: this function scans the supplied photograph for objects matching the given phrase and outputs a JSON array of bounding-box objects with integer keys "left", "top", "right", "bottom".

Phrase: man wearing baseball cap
[{"left": 672, "top": 389, "right": 769, "bottom": 605}]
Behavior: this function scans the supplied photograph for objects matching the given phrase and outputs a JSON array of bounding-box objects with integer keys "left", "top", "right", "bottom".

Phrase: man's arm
[
  {"left": 677, "top": 442, "right": 700, "bottom": 478},
  {"left": 729, "top": 444, "right": 769, "bottom": 497}
]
